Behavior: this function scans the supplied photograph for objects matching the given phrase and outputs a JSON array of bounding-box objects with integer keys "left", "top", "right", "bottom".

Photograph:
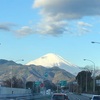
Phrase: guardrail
[
  {"left": 0, "top": 94, "right": 33, "bottom": 99},
  {"left": 81, "top": 93, "right": 93, "bottom": 98},
  {"left": 0, "top": 87, "right": 33, "bottom": 99}
]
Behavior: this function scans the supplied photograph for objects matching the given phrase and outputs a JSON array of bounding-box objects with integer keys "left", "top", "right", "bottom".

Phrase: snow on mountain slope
[{"left": 26, "top": 53, "right": 81, "bottom": 75}]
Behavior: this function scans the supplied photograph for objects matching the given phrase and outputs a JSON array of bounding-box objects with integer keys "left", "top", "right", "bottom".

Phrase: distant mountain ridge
[
  {"left": 0, "top": 59, "right": 15, "bottom": 65},
  {"left": 0, "top": 59, "right": 75, "bottom": 83},
  {"left": 26, "top": 53, "right": 81, "bottom": 75}
]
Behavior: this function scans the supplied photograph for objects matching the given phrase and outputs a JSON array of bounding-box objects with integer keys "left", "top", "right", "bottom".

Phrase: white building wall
[{"left": 0, "top": 87, "right": 31, "bottom": 95}]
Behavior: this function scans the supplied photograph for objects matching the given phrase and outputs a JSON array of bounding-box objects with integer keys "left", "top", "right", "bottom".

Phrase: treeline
[
  {"left": 75, "top": 71, "right": 100, "bottom": 94},
  {"left": 3, "top": 77, "right": 57, "bottom": 93}
]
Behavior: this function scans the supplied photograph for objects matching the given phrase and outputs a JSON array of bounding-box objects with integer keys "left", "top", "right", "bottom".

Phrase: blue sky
[{"left": 0, "top": 0, "right": 100, "bottom": 69}]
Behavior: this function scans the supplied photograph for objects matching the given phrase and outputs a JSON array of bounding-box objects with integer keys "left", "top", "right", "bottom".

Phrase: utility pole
[{"left": 84, "top": 59, "right": 95, "bottom": 93}]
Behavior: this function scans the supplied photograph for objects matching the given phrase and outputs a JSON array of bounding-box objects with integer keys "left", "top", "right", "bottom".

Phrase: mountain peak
[
  {"left": 26, "top": 53, "right": 61, "bottom": 67},
  {"left": 40, "top": 53, "right": 58, "bottom": 59},
  {"left": 26, "top": 53, "right": 81, "bottom": 75}
]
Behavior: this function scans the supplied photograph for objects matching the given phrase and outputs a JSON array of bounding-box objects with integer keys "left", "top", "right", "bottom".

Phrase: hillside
[{"left": 0, "top": 59, "right": 75, "bottom": 83}]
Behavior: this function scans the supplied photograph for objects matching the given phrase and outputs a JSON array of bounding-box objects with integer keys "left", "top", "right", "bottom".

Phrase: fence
[{"left": 0, "top": 86, "right": 32, "bottom": 98}]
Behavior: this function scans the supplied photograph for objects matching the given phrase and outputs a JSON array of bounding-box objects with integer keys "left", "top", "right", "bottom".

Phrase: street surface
[
  {"left": 33, "top": 92, "right": 90, "bottom": 100},
  {"left": 67, "top": 92, "right": 90, "bottom": 100},
  {"left": 33, "top": 95, "right": 51, "bottom": 100}
]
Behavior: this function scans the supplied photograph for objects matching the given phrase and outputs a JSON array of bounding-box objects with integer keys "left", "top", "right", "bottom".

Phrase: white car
[{"left": 91, "top": 95, "right": 100, "bottom": 100}]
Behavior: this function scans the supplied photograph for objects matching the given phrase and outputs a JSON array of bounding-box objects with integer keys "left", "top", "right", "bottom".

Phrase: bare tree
[{"left": 4, "top": 76, "right": 24, "bottom": 88}]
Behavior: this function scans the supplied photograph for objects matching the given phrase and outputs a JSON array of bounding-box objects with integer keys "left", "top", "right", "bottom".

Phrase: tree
[
  {"left": 4, "top": 76, "right": 24, "bottom": 88},
  {"left": 43, "top": 80, "right": 57, "bottom": 91},
  {"left": 26, "top": 81, "right": 36, "bottom": 93},
  {"left": 95, "top": 75, "right": 100, "bottom": 94},
  {"left": 76, "top": 71, "right": 92, "bottom": 93},
  {"left": 26, "top": 81, "right": 34, "bottom": 89}
]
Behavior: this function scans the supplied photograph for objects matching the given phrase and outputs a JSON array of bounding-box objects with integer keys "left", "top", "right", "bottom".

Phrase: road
[
  {"left": 32, "top": 95, "right": 51, "bottom": 100},
  {"left": 33, "top": 93, "right": 90, "bottom": 100},
  {"left": 67, "top": 92, "right": 90, "bottom": 100}
]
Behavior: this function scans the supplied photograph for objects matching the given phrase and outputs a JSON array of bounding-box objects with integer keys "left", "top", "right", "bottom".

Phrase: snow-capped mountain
[{"left": 26, "top": 53, "right": 81, "bottom": 75}]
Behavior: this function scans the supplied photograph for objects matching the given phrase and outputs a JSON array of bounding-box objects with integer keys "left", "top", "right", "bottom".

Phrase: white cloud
[
  {"left": 15, "top": 26, "right": 34, "bottom": 36},
  {"left": 82, "top": 27, "right": 90, "bottom": 32},
  {"left": 36, "top": 21, "right": 68, "bottom": 36},
  {"left": 15, "top": 0, "right": 100, "bottom": 36},
  {"left": 78, "top": 22, "right": 92, "bottom": 27},
  {"left": 33, "top": 0, "right": 100, "bottom": 20},
  {"left": 77, "top": 21, "right": 92, "bottom": 35},
  {"left": 32, "top": 0, "right": 100, "bottom": 36},
  {"left": 0, "top": 23, "right": 16, "bottom": 31}
]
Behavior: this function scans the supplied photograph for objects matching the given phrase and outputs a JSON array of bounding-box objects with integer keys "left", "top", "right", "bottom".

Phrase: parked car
[
  {"left": 51, "top": 93, "right": 69, "bottom": 100},
  {"left": 91, "top": 95, "right": 100, "bottom": 100}
]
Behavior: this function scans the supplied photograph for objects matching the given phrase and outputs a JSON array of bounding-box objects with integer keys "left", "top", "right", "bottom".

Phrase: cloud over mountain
[
  {"left": 7, "top": 0, "right": 99, "bottom": 36},
  {"left": 31, "top": 0, "right": 97, "bottom": 36},
  {"left": 34, "top": 0, "right": 100, "bottom": 19}
]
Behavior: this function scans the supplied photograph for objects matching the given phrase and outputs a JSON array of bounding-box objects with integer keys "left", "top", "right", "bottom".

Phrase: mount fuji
[{"left": 26, "top": 53, "right": 81, "bottom": 75}]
